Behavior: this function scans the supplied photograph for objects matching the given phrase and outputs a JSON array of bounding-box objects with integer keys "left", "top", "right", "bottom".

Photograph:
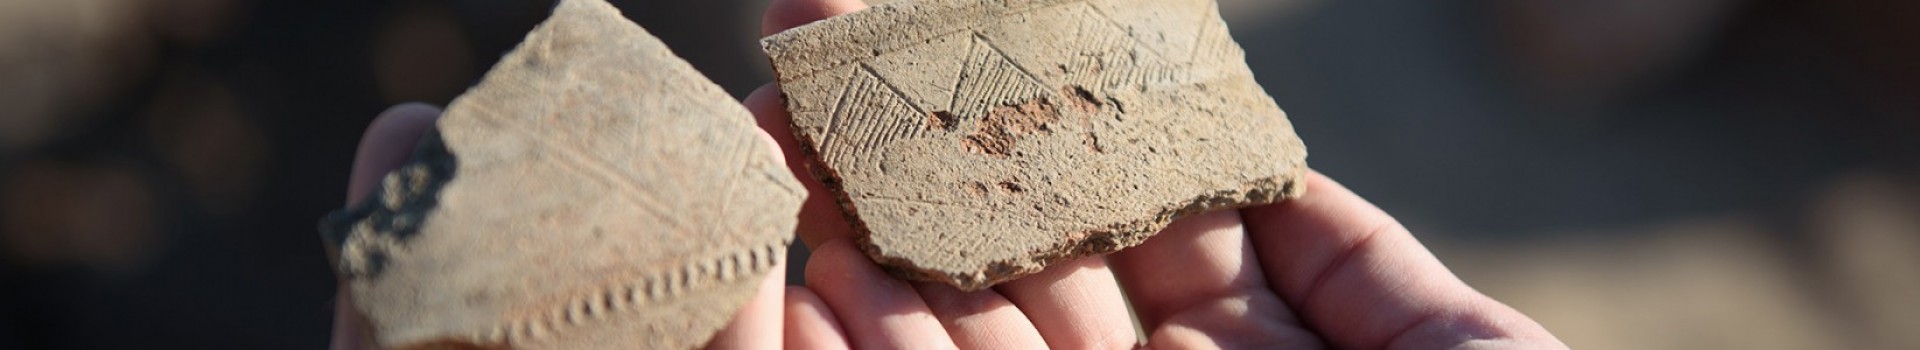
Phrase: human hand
[
  {"left": 753, "top": 0, "right": 1567, "bottom": 348},
  {"left": 326, "top": 104, "right": 789, "bottom": 349},
  {"left": 328, "top": 1, "right": 1566, "bottom": 347}
]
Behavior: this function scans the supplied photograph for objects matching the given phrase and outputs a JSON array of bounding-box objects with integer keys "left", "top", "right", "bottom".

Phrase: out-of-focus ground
[{"left": 0, "top": 0, "right": 1914, "bottom": 348}]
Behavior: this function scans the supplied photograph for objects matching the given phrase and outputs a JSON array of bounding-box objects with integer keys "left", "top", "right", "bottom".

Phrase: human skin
[
  {"left": 753, "top": 1, "right": 1564, "bottom": 348},
  {"left": 326, "top": 0, "right": 1565, "bottom": 348}
]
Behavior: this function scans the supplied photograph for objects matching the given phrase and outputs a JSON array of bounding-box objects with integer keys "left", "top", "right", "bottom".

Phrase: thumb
[{"left": 329, "top": 103, "right": 444, "bottom": 350}]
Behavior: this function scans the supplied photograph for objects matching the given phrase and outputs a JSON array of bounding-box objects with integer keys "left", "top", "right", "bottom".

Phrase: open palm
[{"left": 750, "top": 1, "right": 1563, "bottom": 348}]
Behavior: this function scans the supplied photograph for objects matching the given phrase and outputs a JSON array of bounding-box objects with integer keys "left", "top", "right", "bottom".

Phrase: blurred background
[{"left": 1, "top": 0, "right": 1914, "bottom": 348}]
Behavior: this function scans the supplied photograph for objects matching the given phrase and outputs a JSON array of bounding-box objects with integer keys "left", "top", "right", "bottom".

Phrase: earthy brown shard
[
  {"left": 763, "top": 0, "right": 1307, "bottom": 290},
  {"left": 318, "top": 0, "right": 805, "bottom": 348}
]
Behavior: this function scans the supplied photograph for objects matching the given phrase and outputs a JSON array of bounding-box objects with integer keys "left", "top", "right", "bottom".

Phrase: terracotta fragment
[
  {"left": 764, "top": 0, "right": 1307, "bottom": 290},
  {"left": 318, "top": 0, "right": 805, "bottom": 348}
]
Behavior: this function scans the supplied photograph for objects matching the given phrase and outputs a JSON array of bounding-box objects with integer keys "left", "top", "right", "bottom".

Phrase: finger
[
  {"left": 345, "top": 103, "right": 443, "bottom": 206},
  {"left": 746, "top": 85, "right": 854, "bottom": 248},
  {"left": 1110, "top": 210, "right": 1318, "bottom": 347},
  {"left": 707, "top": 263, "right": 788, "bottom": 349},
  {"left": 762, "top": 0, "right": 868, "bottom": 36},
  {"left": 1241, "top": 171, "right": 1563, "bottom": 348},
  {"left": 1113, "top": 209, "right": 1305, "bottom": 332},
  {"left": 1110, "top": 210, "right": 1270, "bottom": 328},
  {"left": 328, "top": 296, "right": 373, "bottom": 350},
  {"left": 804, "top": 239, "right": 955, "bottom": 349},
  {"left": 711, "top": 92, "right": 803, "bottom": 350},
  {"left": 910, "top": 282, "right": 1049, "bottom": 349},
  {"left": 334, "top": 103, "right": 443, "bottom": 350},
  {"left": 992, "top": 257, "right": 1137, "bottom": 349},
  {"left": 784, "top": 286, "right": 852, "bottom": 350},
  {"left": 750, "top": 0, "right": 869, "bottom": 248},
  {"left": 1146, "top": 293, "right": 1322, "bottom": 349}
]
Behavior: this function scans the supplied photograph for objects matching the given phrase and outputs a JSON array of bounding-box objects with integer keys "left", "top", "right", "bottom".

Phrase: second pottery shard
[{"left": 764, "top": 0, "right": 1308, "bottom": 290}]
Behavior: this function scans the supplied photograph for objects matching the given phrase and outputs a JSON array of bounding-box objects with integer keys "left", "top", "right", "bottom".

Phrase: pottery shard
[
  {"left": 763, "top": 0, "right": 1307, "bottom": 290},
  {"left": 317, "top": 0, "right": 805, "bottom": 348}
]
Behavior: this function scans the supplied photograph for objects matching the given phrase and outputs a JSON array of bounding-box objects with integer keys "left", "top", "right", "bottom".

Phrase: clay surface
[
  {"left": 764, "top": 0, "right": 1307, "bottom": 290},
  {"left": 319, "top": 0, "right": 804, "bottom": 348}
]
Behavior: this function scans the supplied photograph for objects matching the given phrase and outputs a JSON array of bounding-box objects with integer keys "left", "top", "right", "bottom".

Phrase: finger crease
[
  {"left": 1294, "top": 219, "right": 1395, "bottom": 313},
  {"left": 1383, "top": 310, "right": 1443, "bottom": 349}
]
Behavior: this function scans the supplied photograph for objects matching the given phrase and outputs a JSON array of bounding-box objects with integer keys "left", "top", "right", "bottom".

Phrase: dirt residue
[
  {"left": 1060, "top": 86, "right": 1107, "bottom": 153},
  {"left": 927, "top": 111, "right": 958, "bottom": 131},
  {"left": 1062, "top": 86, "right": 1102, "bottom": 114},
  {"left": 962, "top": 96, "right": 1061, "bottom": 156}
]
